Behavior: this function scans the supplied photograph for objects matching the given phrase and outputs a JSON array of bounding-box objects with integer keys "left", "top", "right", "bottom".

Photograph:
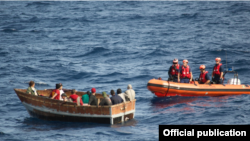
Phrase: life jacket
[
  {"left": 213, "top": 63, "right": 222, "bottom": 76},
  {"left": 50, "top": 89, "right": 60, "bottom": 100},
  {"left": 170, "top": 64, "right": 180, "bottom": 76},
  {"left": 180, "top": 65, "right": 191, "bottom": 79},
  {"left": 199, "top": 71, "right": 208, "bottom": 83}
]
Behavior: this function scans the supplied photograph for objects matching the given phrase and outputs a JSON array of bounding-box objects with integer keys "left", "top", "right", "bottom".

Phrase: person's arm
[
  {"left": 190, "top": 72, "right": 193, "bottom": 82},
  {"left": 111, "top": 98, "right": 114, "bottom": 105},
  {"left": 205, "top": 80, "right": 210, "bottom": 84},
  {"left": 51, "top": 93, "right": 58, "bottom": 99},
  {"left": 211, "top": 67, "right": 214, "bottom": 78},
  {"left": 205, "top": 73, "right": 210, "bottom": 84},
  {"left": 99, "top": 99, "right": 104, "bottom": 106},
  {"left": 168, "top": 66, "right": 171, "bottom": 77},
  {"left": 220, "top": 65, "right": 224, "bottom": 79},
  {"left": 178, "top": 72, "right": 180, "bottom": 82},
  {"left": 88, "top": 96, "right": 93, "bottom": 105},
  {"left": 108, "top": 98, "right": 112, "bottom": 105},
  {"left": 220, "top": 72, "right": 224, "bottom": 80},
  {"left": 124, "top": 91, "right": 129, "bottom": 101},
  {"left": 178, "top": 68, "right": 181, "bottom": 82},
  {"left": 26, "top": 87, "right": 32, "bottom": 94},
  {"left": 95, "top": 97, "right": 98, "bottom": 106},
  {"left": 80, "top": 98, "right": 83, "bottom": 106}
]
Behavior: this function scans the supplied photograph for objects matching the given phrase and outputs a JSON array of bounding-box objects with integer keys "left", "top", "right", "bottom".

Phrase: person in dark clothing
[
  {"left": 110, "top": 89, "right": 123, "bottom": 105},
  {"left": 117, "top": 88, "right": 127, "bottom": 102},
  {"left": 212, "top": 57, "right": 224, "bottom": 84},
  {"left": 168, "top": 58, "right": 180, "bottom": 82},
  {"left": 99, "top": 92, "right": 112, "bottom": 106},
  {"left": 198, "top": 65, "right": 210, "bottom": 84},
  {"left": 88, "top": 88, "right": 98, "bottom": 106}
]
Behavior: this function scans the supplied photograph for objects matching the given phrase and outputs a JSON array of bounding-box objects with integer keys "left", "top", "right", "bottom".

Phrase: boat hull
[
  {"left": 147, "top": 79, "right": 250, "bottom": 97},
  {"left": 14, "top": 89, "right": 136, "bottom": 124}
]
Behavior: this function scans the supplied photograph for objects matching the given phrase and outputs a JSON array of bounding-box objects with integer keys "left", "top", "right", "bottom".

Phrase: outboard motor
[
  {"left": 227, "top": 78, "right": 241, "bottom": 85},
  {"left": 223, "top": 69, "right": 241, "bottom": 85}
]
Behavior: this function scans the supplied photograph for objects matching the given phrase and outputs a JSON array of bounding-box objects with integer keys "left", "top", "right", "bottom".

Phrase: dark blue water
[{"left": 1, "top": 1, "right": 250, "bottom": 140}]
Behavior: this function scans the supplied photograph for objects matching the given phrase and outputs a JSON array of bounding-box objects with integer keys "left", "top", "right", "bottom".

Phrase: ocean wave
[
  {"left": 1, "top": 28, "right": 17, "bottom": 32},
  {"left": 25, "top": 2, "right": 51, "bottom": 7},
  {"left": 0, "top": 51, "right": 9, "bottom": 56},
  {"left": 229, "top": 2, "right": 250, "bottom": 14},
  {"left": 74, "top": 47, "right": 109, "bottom": 58}
]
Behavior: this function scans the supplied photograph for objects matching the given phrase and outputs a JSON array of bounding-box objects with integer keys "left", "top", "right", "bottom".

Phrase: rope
[{"left": 164, "top": 79, "right": 170, "bottom": 97}]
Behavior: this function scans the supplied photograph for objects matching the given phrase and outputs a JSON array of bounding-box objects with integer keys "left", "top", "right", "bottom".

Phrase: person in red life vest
[
  {"left": 198, "top": 65, "right": 210, "bottom": 84},
  {"left": 178, "top": 59, "right": 193, "bottom": 83},
  {"left": 50, "top": 84, "right": 62, "bottom": 100},
  {"left": 168, "top": 58, "right": 180, "bottom": 82},
  {"left": 212, "top": 57, "right": 224, "bottom": 84},
  {"left": 69, "top": 89, "right": 83, "bottom": 106}
]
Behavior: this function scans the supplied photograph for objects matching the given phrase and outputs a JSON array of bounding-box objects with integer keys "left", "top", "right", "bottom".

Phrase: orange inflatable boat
[{"left": 147, "top": 79, "right": 250, "bottom": 97}]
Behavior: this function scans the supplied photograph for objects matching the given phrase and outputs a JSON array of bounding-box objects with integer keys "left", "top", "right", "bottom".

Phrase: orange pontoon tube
[{"left": 147, "top": 79, "right": 250, "bottom": 97}]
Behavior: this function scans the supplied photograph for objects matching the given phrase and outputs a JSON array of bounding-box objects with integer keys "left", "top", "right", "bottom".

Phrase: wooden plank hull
[
  {"left": 147, "top": 79, "right": 250, "bottom": 97},
  {"left": 14, "top": 89, "right": 136, "bottom": 124}
]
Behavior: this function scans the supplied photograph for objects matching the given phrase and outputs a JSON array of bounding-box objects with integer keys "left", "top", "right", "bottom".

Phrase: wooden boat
[
  {"left": 147, "top": 79, "right": 250, "bottom": 97},
  {"left": 14, "top": 89, "right": 136, "bottom": 124}
]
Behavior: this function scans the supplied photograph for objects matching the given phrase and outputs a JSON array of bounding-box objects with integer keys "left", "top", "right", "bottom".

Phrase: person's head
[
  {"left": 215, "top": 57, "right": 221, "bottom": 64},
  {"left": 183, "top": 59, "right": 188, "bottom": 67},
  {"left": 61, "top": 93, "right": 67, "bottom": 99},
  {"left": 87, "top": 91, "right": 90, "bottom": 95},
  {"left": 117, "top": 88, "right": 122, "bottom": 94},
  {"left": 56, "top": 84, "right": 61, "bottom": 89},
  {"left": 91, "top": 88, "right": 96, "bottom": 95},
  {"left": 58, "top": 83, "right": 63, "bottom": 90},
  {"left": 110, "top": 90, "right": 115, "bottom": 96},
  {"left": 173, "top": 58, "right": 178, "bottom": 66},
  {"left": 29, "top": 81, "right": 35, "bottom": 87},
  {"left": 199, "top": 65, "right": 205, "bottom": 73},
  {"left": 102, "top": 91, "right": 107, "bottom": 98},
  {"left": 71, "top": 89, "right": 76, "bottom": 94},
  {"left": 127, "top": 84, "right": 132, "bottom": 89}
]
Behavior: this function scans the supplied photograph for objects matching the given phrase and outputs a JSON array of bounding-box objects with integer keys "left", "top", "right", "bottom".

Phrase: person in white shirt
[
  {"left": 125, "top": 84, "right": 135, "bottom": 101},
  {"left": 58, "top": 83, "right": 64, "bottom": 101}
]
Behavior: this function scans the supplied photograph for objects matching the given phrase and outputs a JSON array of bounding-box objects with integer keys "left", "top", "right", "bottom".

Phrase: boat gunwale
[
  {"left": 14, "top": 88, "right": 136, "bottom": 108},
  {"left": 147, "top": 82, "right": 250, "bottom": 92}
]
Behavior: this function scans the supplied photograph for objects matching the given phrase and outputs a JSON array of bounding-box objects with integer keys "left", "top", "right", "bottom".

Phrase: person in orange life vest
[
  {"left": 198, "top": 65, "right": 210, "bottom": 84},
  {"left": 50, "top": 84, "right": 62, "bottom": 100},
  {"left": 212, "top": 57, "right": 224, "bottom": 84},
  {"left": 69, "top": 89, "right": 83, "bottom": 106},
  {"left": 178, "top": 59, "right": 192, "bottom": 83},
  {"left": 168, "top": 58, "right": 180, "bottom": 82}
]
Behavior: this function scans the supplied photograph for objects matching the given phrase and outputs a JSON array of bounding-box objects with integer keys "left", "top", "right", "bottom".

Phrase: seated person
[
  {"left": 125, "top": 84, "right": 135, "bottom": 101},
  {"left": 69, "top": 89, "right": 83, "bottom": 106},
  {"left": 61, "top": 93, "right": 72, "bottom": 102},
  {"left": 99, "top": 92, "right": 112, "bottom": 106},
  {"left": 88, "top": 88, "right": 98, "bottom": 106},
  {"left": 26, "top": 81, "right": 40, "bottom": 96},
  {"left": 198, "top": 65, "right": 210, "bottom": 84},
  {"left": 117, "top": 88, "right": 126, "bottom": 102},
  {"left": 50, "top": 84, "right": 61, "bottom": 100},
  {"left": 82, "top": 91, "right": 90, "bottom": 104},
  {"left": 58, "top": 83, "right": 64, "bottom": 101},
  {"left": 110, "top": 90, "right": 123, "bottom": 105}
]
